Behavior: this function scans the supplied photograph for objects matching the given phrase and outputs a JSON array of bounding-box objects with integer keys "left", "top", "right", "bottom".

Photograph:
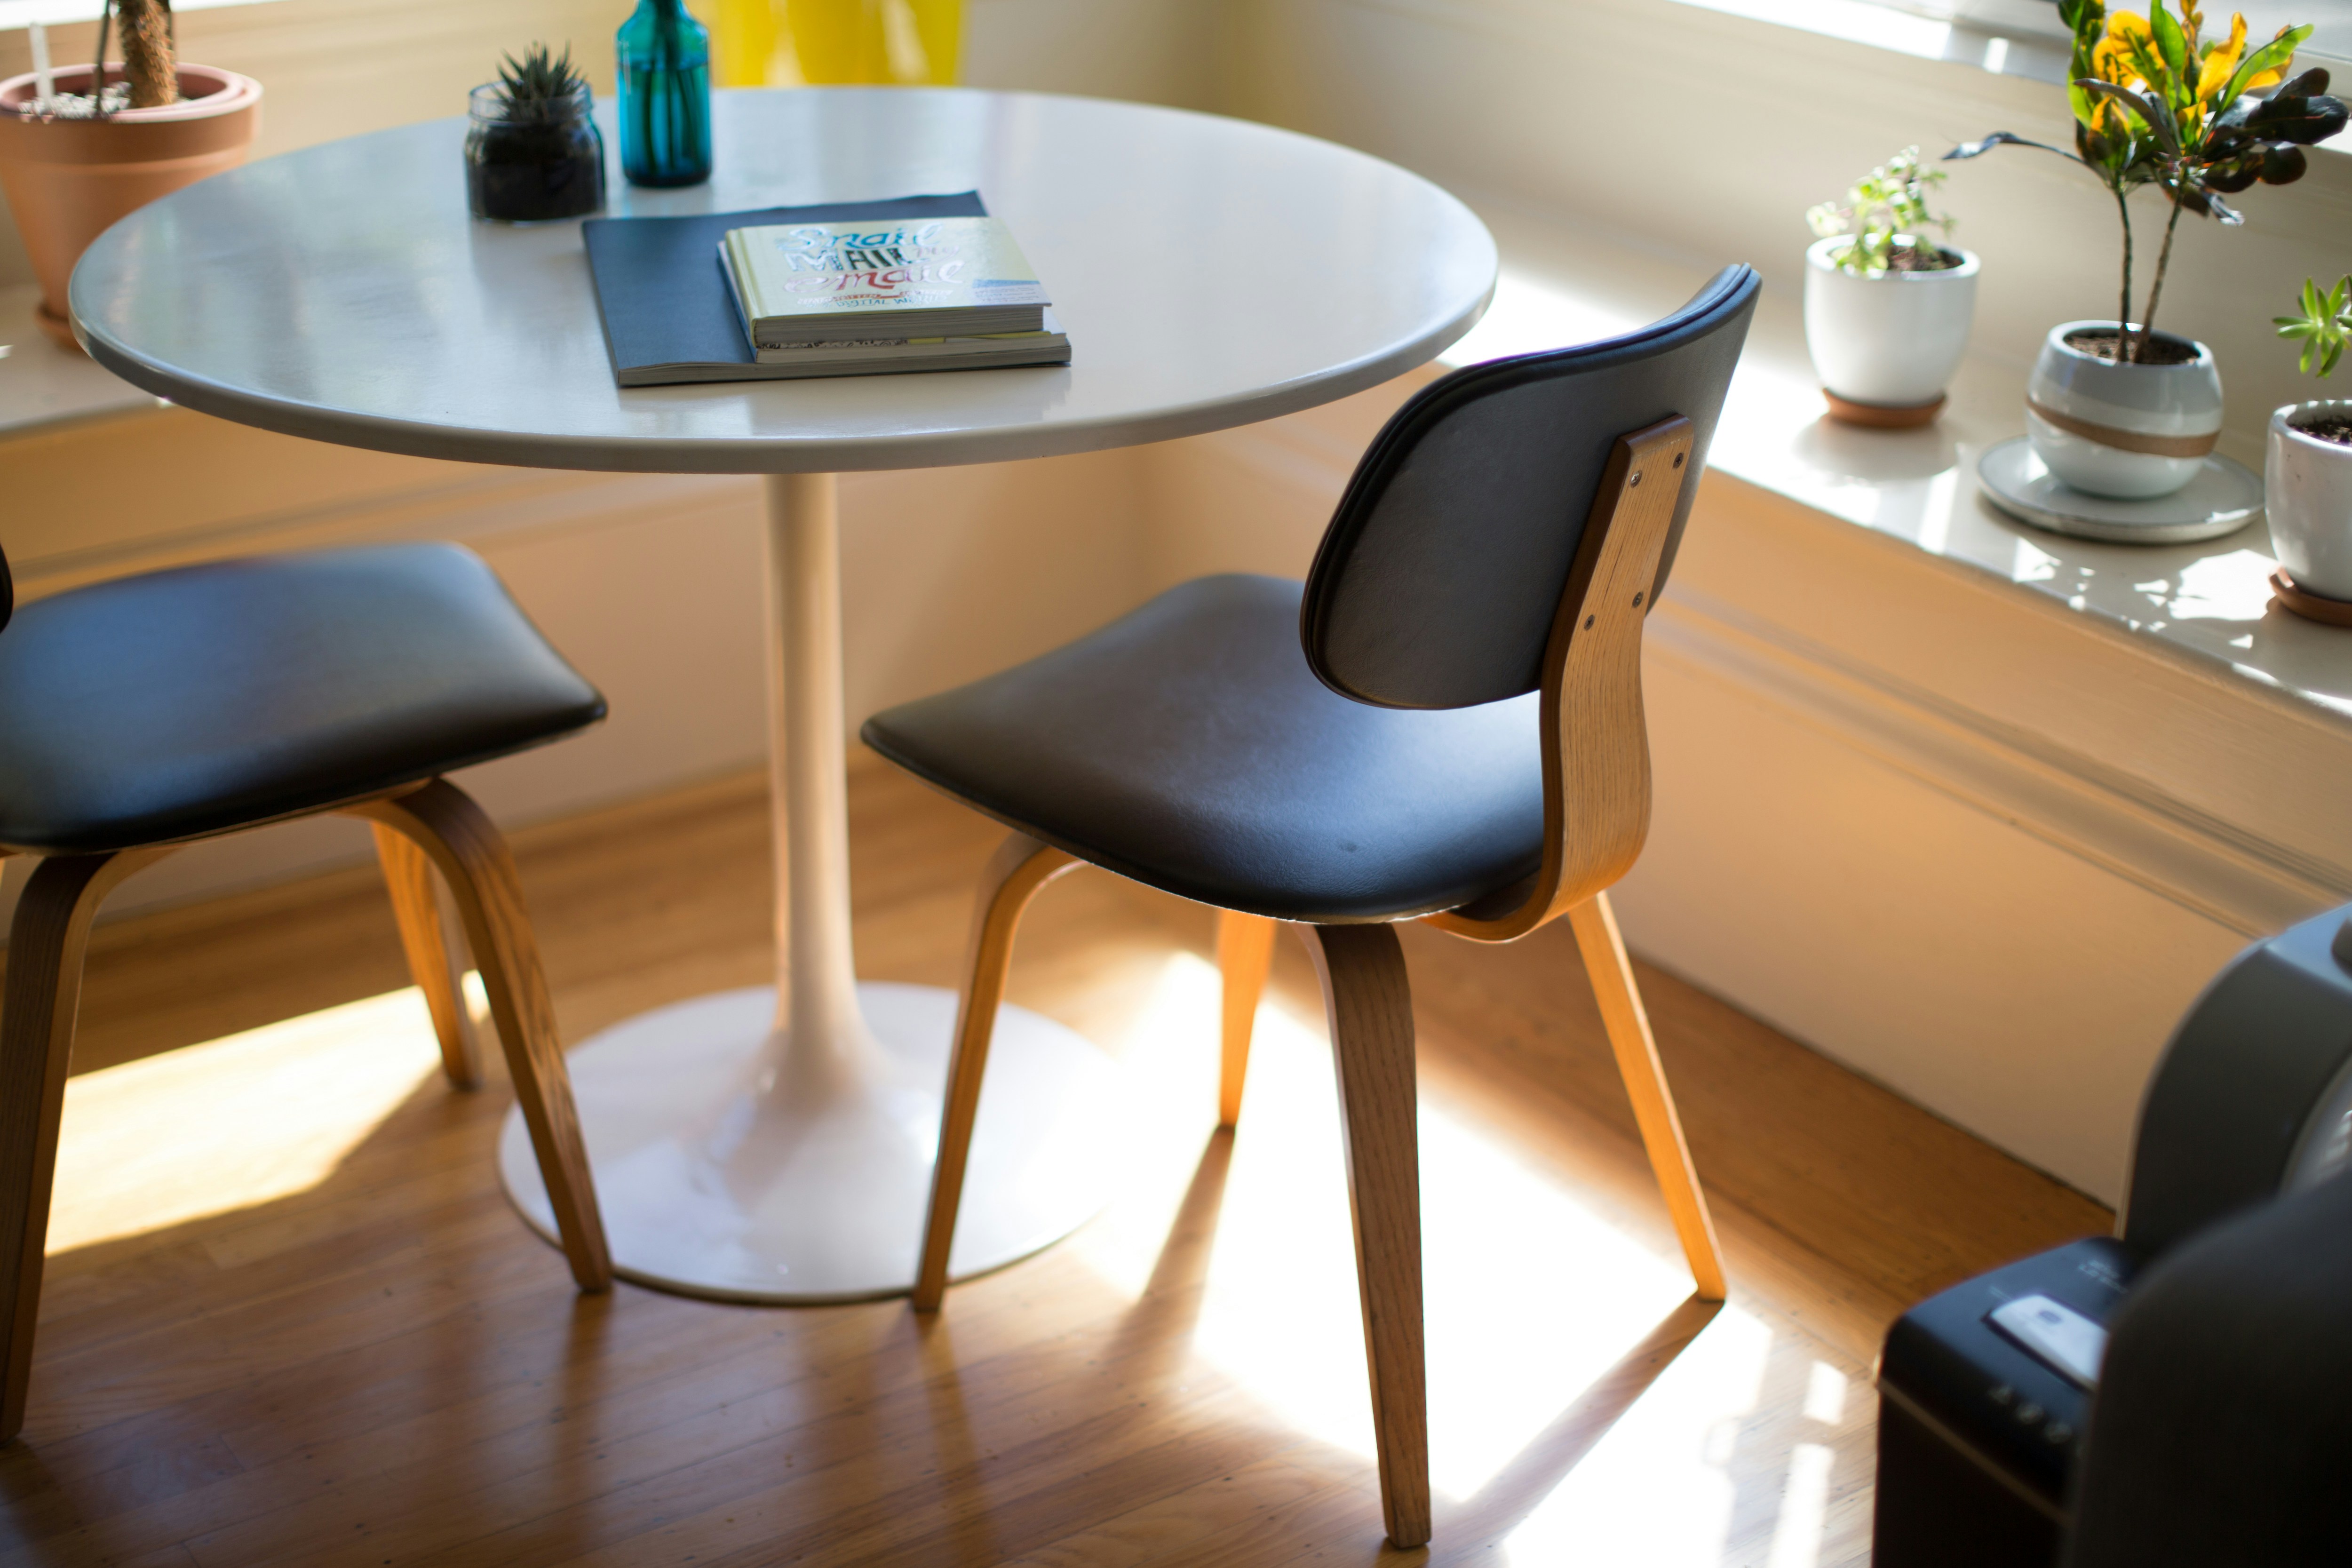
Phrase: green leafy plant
[
  {"left": 1948, "top": 0, "right": 2347, "bottom": 363},
  {"left": 1806, "top": 147, "right": 1959, "bottom": 276},
  {"left": 495, "top": 44, "right": 590, "bottom": 118},
  {"left": 2277, "top": 275, "right": 2352, "bottom": 378}
]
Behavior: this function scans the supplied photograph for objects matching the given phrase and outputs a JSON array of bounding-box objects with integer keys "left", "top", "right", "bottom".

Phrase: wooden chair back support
[
  {"left": 1301, "top": 266, "right": 1759, "bottom": 941},
  {"left": 1300, "top": 265, "right": 1759, "bottom": 714},
  {"left": 1424, "top": 415, "right": 1691, "bottom": 941}
]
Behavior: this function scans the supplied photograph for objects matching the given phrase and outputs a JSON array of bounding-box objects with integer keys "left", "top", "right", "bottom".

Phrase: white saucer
[{"left": 1976, "top": 436, "right": 2264, "bottom": 545}]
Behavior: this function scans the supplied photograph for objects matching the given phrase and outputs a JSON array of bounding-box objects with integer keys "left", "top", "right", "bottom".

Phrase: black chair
[
  {"left": 863, "top": 266, "right": 1762, "bottom": 1547},
  {"left": 0, "top": 540, "right": 612, "bottom": 1441}
]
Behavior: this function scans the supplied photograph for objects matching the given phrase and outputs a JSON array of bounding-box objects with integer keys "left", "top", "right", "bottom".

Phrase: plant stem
[
  {"left": 2112, "top": 182, "right": 2135, "bottom": 363},
  {"left": 115, "top": 0, "right": 176, "bottom": 107},
  {"left": 2137, "top": 189, "right": 2187, "bottom": 364},
  {"left": 89, "top": 0, "right": 111, "bottom": 119}
]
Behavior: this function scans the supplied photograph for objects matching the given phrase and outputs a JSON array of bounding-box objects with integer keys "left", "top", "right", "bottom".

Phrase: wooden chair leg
[
  {"left": 0, "top": 847, "right": 173, "bottom": 1441},
  {"left": 373, "top": 822, "right": 483, "bottom": 1090},
  {"left": 1567, "top": 891, "right": 1727, "bottom": 1302},
  {"left": 1296, "top": 921, "right": 1430, "bottom": 1550},
  {"left": 1215, "top": 910, "right": 1277, "bottom": 1130},
  {"left": 344, "top": 781, "right": 612, "bottom": 1293},
  {"left": 912, "top": 832, "right": 1079, "bottom": 1311}
]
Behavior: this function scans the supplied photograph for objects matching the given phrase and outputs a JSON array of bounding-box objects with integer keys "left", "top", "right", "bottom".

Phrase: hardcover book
[
  {"left": 582, "top": 192, "right": 1068, "bottom": 387},
  {"left": 721, "top": 216, "right": 1051, "bottom": 346}
]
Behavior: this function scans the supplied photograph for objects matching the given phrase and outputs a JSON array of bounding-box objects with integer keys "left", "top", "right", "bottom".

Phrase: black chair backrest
[
  {"left": 1301, "top": 265, "right": 1760, "bottom": 711},
  {"left": 0, "top": 540, "right": 13, "bottom": 638}
]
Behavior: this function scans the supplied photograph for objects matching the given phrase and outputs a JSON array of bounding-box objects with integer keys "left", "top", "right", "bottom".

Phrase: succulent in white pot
[
  {"left": 1804, "top": 147, "right": 1978, "bottom": 428},
  {"left": 1949, "top": 0, "right": 2346, "bottom": 501},
  {"left": 2267, "top": 275, "right": 2352, "bottom": 605}
]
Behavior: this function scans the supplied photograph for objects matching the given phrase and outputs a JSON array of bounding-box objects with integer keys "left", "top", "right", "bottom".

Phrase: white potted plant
[
  {"left": 1950, "top": 0, "right": 2344, "bottom": 500},
  {"left": 1804, "top": 146, "right": 1979, "bottom": 428},
  {"left": 2266, "top": 274, "right": 2352, "bottom": 614}
]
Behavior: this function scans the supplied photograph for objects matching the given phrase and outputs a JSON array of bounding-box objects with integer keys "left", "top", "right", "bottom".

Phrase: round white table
[{"left": 72, "top": 86, "right": 1496, "bottom": 1303}]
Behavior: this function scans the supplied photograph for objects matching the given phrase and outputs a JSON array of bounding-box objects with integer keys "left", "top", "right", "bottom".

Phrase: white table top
[{"left": 68, "top": 88, "right": 1497, "bottom": 474}]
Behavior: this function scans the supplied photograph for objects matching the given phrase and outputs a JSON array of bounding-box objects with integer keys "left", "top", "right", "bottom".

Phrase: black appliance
[{"left": 1872, "top": 900, "right": 2352, "bottom": 1566}]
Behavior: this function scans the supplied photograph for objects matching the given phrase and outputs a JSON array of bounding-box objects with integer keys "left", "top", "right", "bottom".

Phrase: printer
[{"left": 1872, "top": 900, "right": 2352, "bottom": 1567}]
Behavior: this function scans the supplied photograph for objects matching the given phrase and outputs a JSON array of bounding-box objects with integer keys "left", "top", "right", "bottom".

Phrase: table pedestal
[{"left": 497, "top": 473, "right": 1120, "bottom": 1302}]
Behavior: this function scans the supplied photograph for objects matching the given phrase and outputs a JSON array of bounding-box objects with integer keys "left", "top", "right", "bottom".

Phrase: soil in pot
[
  {"left": 2061, "top": 327, "right": 2201, "bottom": 366},
  {"left": 467, "top": 123, "right": 602, "bottom": 221},
  {"left": 2290, "top": 411, "right": 2352, "bottom": 446},
  {"left": 463, "top": 82, "right": 603, "bottom": 222},
  {"left": 1877, "top": 243, "right": 1963, "bottom": 272}
]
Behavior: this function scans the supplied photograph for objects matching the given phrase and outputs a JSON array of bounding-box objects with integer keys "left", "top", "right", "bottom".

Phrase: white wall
[{"left": 0, "top": 0, "right": 1222, "bottom": 289}]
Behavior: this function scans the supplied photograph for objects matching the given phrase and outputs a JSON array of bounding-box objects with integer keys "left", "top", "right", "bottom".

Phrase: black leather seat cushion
[
  {"left": 862, "top": 574, "right": 1543, "bottom": 923},
  {"left": 0, "top": 544, "right": 605, "bottom": 854}
]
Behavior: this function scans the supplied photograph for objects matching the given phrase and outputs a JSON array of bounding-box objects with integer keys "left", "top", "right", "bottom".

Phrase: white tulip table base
[{"left": 498, "top": 982, "right": 1121, "bottom": 1302}]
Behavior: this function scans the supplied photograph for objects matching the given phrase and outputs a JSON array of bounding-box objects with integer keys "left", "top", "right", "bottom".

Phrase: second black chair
[
  {"left": 864, "top": 266, "right": 1761, "bottom": 1548},
  {"left": 0, "top": 541, "right": 612, "bottom": 1442}
]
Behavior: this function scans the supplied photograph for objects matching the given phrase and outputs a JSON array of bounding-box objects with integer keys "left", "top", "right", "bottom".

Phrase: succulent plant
[
  {"left": 495, "top": 44, "right": 590, "bottom": 119},
  {"left": 1807, "top": 147, "right": 1960, "bottom": 277},
  {"left": 2278, "top": 275, "right": 2352, "bottom": 379}
]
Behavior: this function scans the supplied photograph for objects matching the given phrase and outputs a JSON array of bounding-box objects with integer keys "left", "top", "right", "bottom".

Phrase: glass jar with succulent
[
  {"left": 2266, "top": 274, "right": 2352, "bottom": 612},
  {"left": 1948, "top": 1, "right": 2347, "bottom": 500},
  {"left": 464, "top": 45, "right": 606, "bottom": 223},
  {"left": 1802, "top": 147, "right": 1982, "bottom": 427}
]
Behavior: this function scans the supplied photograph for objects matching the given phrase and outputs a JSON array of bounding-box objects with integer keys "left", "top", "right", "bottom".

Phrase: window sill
[
  {"left": 1443, "top": 198, "right": 2352, "bottom": 743},
  {"left": 0, "top": 284, "right": 165, "bottom": 437}
]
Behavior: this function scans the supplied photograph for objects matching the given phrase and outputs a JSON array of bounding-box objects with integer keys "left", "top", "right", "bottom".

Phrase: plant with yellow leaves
[{"left": 1949, "top": 0, "right": 2345, "bottom": 363}]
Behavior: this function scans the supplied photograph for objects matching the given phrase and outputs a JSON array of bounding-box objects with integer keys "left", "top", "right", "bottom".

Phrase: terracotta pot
[{"left": 0, "top": 63, "right": 262, "bottom": 350}]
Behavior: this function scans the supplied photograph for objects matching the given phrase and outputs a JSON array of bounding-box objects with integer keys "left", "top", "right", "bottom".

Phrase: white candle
[{"left": 29, "top": 19, "right": 56, "bottom": 114}]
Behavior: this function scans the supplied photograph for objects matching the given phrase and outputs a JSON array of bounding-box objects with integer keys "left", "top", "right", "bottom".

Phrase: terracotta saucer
[
  {"left": 1824, "top": 390, "right": 1944, "bottom": 429},
  {"left": 2271, "top": 569, "right": 2352, "bottom": 627}
]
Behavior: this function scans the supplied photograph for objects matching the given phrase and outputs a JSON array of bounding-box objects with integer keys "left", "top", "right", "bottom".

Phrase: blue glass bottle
[{"left": 616, "top": 0, "right": 712, "bottom": 187}]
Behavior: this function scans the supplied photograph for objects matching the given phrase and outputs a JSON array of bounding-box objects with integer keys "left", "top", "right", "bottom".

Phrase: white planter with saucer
[
  {"left": 2266, "top": 400, "right": 2352, "bottom": 621},
  {"left": 1804, "top": 236, "right": 1979, "bottom": 427},
  {"left": 2025, "top": 322, "right": 2224, "bottom": 500}
]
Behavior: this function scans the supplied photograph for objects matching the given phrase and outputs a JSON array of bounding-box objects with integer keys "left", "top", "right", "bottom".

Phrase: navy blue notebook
[{"left": 583, "top": 191, "right": 991, "bottom": 387}]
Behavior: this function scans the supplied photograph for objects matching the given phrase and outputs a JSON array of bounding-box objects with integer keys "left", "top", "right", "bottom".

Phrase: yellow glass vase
[{"left": 714, "top": 0, "right": 961, "bottom": 87}]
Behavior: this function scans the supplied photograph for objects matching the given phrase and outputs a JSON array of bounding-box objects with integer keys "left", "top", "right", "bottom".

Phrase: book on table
[{"left": 582, "top": 192, "right": 1073, "bottom": 388}]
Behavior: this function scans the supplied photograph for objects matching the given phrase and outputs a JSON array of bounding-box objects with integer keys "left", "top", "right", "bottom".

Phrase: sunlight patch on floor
[
  {"left": 49, "top": 988, "right": 445, "bottom": 1254},
  {"left": 1499, "top": 1305, "right": 1772, "bottom": 1564},
  {"left": 1068, "top": 951, "right": 1785, "bottom": 1563},
  {"left": 1064, "top": 949, "right": 1235, "bottom": 1297}
]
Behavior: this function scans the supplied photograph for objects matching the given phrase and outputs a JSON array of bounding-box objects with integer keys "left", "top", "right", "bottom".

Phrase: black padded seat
[
  {"left": 0, "top": 544, "right": 604, "bottom": 854},
  {"left": 864, "top": 573, "right": 1543, "bottom": 923}
]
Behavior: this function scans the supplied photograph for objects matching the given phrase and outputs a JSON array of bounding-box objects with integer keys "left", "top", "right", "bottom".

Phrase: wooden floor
[{"left": 0, "top": 762, "right": 2107, "bottom": 1567}]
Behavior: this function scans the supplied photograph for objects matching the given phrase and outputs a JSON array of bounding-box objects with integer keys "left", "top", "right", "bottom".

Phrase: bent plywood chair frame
[{"left": 909, "top": 414, "right": 1727, "bottom": 1551}]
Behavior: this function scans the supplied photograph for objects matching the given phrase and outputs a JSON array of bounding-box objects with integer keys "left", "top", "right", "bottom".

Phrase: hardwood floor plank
[{"left": 0, "top": 761, "right": 2116, "bottom": 1566}]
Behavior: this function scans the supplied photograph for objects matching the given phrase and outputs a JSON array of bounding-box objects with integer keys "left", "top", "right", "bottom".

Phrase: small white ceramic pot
[
  {"left": 2025, "top": 322, "right": 2223, "bottom": 500},
  {"left": 1804, "top": 237, "right": 1979, "bottom": 416},
  {"left": 2267, "top": 400, "right": 2352, "bottom": 601}
]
